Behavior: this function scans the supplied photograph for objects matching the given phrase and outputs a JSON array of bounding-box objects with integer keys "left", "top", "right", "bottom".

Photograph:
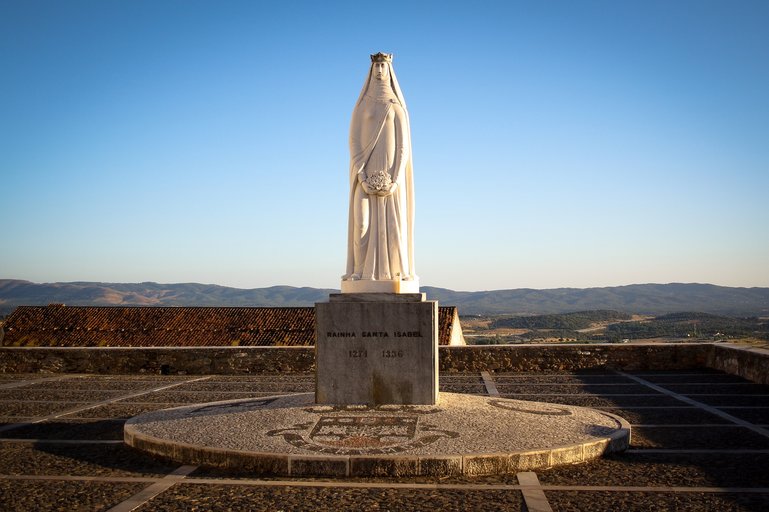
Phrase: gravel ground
[
  {"left": 1, "top": 369, "right": 768, "bottom": 512},
  {"left": 664, "top": 383, "right": 769, "bottom": 395},
  {"left": 631, "top": 426, "right": 769, "bottom": 449},
  {"left": 0, "top": 480, "right": 148, "bottom": 512},
  {"left": 539, "top": 452, "right": 769, "bottom": 487},
  {"left": 131, "top": 391, "right": 284, "bottom": 403},
  {"left": 499, "top": 394, "right": 685, "bottom": 408},
  {"left": 0, "top": 389, "right": 130, "bottom": 402},
  {"left": 598, "top": 407, "right": 730, "bottom": 425},
  {"left": 0, "top": 373, "right": 57, "bottom": 381},
  {"left": 494, "top": 384, "right": 656, "bottom": 395},
  {"left": 143, "top": 483, "right": 525, "bottom": 512},
  {"left": 545, "top": 491, "right": 769, "bottom": 512},
  {"left": 1, "top": 419, "right": 126, "bottom": 440},
  {"left": 494, "top": 373, "right": 632, "bottom": 384},
  {"left": 438, "top": 383, "right": 486, "bottom": 393},
  {"left": 684, "top": 395, "right": 769, "bottom": 407},
  {"left": 168, "top": 381, "right": 313, "bottom": 392},
  {"left": 0, "top": 400, "right": 90, "bottom": 417},
  {"left": 716, "top": 408, "right": 769, "bottom": 424},
  {"left": 638, "top": 374, "right": 751, "bottom": 384},
  {"left": 70, "top": 402, "right": 186, "bottom": 419},
  {"left": 202, "top": 375, "right": 314, "bottom": 382},
  {"left": 22, "top": 380, "right": 166, "bottom": 391},
  {"left": 0, "top": 442, "right": 178, "bottom": 476}
]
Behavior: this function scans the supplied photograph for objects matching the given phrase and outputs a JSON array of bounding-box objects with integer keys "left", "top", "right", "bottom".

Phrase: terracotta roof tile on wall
[{"left": 2, "top": 305, "right": 459, "bottom": 347}]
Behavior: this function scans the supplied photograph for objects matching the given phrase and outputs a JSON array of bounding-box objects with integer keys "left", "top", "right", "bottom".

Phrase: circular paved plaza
[{"left": 125, "top": 392, "right": 630, "bottom": 477}]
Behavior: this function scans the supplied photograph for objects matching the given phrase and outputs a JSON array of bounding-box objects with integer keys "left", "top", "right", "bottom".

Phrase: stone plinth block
[{"left": 315, "top": 293, "right": 438, "bottom": 405}]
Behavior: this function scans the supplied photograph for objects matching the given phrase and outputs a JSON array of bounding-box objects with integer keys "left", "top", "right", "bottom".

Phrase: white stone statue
[{"left": 341, "top": 52, "right": 419, "bottom": 294}]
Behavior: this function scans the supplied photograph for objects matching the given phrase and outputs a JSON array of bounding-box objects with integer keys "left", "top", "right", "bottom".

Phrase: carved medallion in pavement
[{"left": 268, "top": 412, "right": 458, "bottom": 455}]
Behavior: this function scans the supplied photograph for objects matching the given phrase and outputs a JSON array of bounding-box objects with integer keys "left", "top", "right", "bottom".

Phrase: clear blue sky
[{"left": 2, "top": 0, "right": 768, "bottom": 291}]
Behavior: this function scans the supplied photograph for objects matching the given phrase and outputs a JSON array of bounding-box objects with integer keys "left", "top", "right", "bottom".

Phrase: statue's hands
[
  {"left": 378, "top": 182, "right": 398, "bottom": 196},
  {"left": 361, "top": 182, "right": 374, "bottom": 195},
  {"left": 375, "top": 182, "right": 398, "bottom": 197}
]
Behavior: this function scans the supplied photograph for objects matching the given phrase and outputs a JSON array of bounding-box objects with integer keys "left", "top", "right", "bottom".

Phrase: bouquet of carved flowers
[{"left": 364, "top": 170, "right": 392, "bottom": 192}]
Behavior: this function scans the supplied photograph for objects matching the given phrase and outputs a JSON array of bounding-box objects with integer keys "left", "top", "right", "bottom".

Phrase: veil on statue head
[{"left": 354, "top": 52, "right": 408, "bottom": 112}]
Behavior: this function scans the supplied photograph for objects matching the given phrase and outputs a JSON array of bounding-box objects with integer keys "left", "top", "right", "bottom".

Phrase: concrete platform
[{"left": 124, "top": 392, "right": 630, "bottom": 477}]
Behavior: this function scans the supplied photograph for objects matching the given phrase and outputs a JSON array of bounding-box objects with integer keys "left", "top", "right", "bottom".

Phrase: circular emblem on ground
[
  {"left": 124, "top": 393, "right": 630, "bottom": 477},
  {"left": 267, "top": 414, "right": 459, "bottom": 455}
]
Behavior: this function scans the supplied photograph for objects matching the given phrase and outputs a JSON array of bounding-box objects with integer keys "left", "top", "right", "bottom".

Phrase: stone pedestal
[
  {"left": 340, "top": 279, "right": 420, "bottom": 294},
  {"left": 315, "top": 293, "right": 439, "bottom": 405}
]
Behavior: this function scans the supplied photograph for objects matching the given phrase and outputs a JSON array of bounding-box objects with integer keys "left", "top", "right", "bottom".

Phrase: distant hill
[
  {"left": 1, "top": 280, "right": 768, "bottom": 317},
  {"left": 422, "top": 284, "right": 769, "bottom": 316},
  {"left": 0, "top": 280, "right": 336, "bottom": 317}
]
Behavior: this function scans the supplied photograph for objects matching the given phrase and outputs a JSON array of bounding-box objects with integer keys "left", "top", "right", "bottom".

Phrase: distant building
[{"left": 1, "top": 305, "right": 465, "bottom": 347}]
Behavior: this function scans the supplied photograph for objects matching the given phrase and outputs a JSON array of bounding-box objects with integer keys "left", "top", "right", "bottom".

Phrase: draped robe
[{"left": 344, "top": 63, "right": 416, "bottom": 283}]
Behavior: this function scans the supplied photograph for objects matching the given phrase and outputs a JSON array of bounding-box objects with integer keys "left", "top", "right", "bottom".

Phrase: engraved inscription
[
  {"left": 325, "top": 330, "right": 423, "bottom": 339},
  {"left": 382, "top": 350, "right": 404, "bottom": 358},
  {"left": 348, "top": 349, "right": 368, "bottom": 358},
  {"left": 394, "top": 331, "right": 422, "bottom": 337},
  {"left": 362, "top": 331, "right": 389, "bottom": 338},
  {"left": 327, "top": 331, "right": 356, "bottom": 338}
]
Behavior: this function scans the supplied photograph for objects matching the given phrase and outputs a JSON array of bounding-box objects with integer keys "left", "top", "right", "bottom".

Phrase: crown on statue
[{"left": 370, "top": 52, "right": 393, "bottom": 63}]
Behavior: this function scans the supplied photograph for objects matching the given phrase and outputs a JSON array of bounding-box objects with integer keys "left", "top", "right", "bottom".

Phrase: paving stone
[
  {"left": 0, "top": 389, "right": 129, "bottom": 401},
  {"left": 145, "top": 483, "right": 525, "bottom": 511},
  {"left": 494, "top": 372, "right": 633, "bottom": 384},
  {"left": 683, "top": 395, "right": 769, "bottom": 407},
  {"left": 545, "top": 490, "right": 769, "bottom": 512},
  {"left": 495, "top": 384, "right": 657, "bottom": 395},
  {"left": 134, "top": 391, "right": 278, "bottom": 403},
  {"left": 69, "top": 403, "right": 184, "bottom": 419},
  {"left": 0, "top": 480, "right": 147, "bottom": 512},
  {"left": 23, "top": 380, "right": 164, "bottom": 391},
  {"left": 0, "top": 369, "right": 766, "bottom": 511},
  {"left": 438, "top": 383, "right": 486, "bottom": 393},
  {"left": 631, "top": 426, "right": 769, "bottom": 449},
  {"left": 664, "top": 383, "right": 769, "bottom": 394},
  {"left": 600, "top": 407, "right": 730, "bottom": 425},
  {"left": 181, "top": 381, "right": 314, "bottom": 393},
  {"left": 500, "top": 394, "right": 684, "bottom": 408},
  {"left": 0, "top": 400, "right": 89, "bottom": 417},
  {"left": 715, "top": 408, "right": 769, "bottom": 424},
  {"left": 640, "top": 374, "right": 751, "bottom": 384},
  {"left": 539, "top": 452, "right": 769, "bottom": 487},
  {"left": 1, "top": 419, "right": 126, "bottom": 440},
  {"left": 0, "top": 442, "right": 177, "bottom": 476}
]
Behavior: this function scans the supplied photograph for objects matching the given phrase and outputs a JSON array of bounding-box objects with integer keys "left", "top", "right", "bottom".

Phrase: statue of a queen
[{"left": 341, "top": 52, "right": 418, "bottom": 294}]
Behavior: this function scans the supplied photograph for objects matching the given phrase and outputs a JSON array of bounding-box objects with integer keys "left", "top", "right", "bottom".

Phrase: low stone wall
[
  {"left": 3, "top": 343, "right": 767, "bottom": 381},
  {"left": 707, "top": 343, "right": 769, "bottom": 385},
  {"left": 0, "top": 346, "right": 316, "bottom": 375},
  {"left": 0, "top": 343, "right": 731, "bottom": 376},
  {"left": 439, "top": 343, "right": 713, "bottom": 373}
]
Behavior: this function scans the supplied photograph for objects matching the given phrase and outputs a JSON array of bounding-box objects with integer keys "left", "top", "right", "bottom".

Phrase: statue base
[
  {"left": 315, "top": 292, "right": 438, "bottom": 405},
  {"left": 340, "top": 279, "right": 420, "bottom": 294}
]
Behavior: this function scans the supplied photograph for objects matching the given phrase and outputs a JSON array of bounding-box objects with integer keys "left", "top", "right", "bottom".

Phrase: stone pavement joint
[
  {"left": 616, "top": 371, "right": 769, "bottom": 439},
  {"left": 0, "top": 375, "right": 211, "bottom": 434},
  {"left": 481, "top": 371, "right": 499, "bottom": 397},
  {"left": 0, "top": 374, "right": 81, "bottom": 390},
  {"left": 517, "top": 471, "right": 553, "bottom": 512},
  {"left": 106, "top": 464, "right": 198, "bottom": 512},
  {"left": 3, "top": 473, "right": 769, "bottom": 494}
]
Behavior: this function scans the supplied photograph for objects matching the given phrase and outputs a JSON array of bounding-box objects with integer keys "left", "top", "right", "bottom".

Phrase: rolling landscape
[{"left": 1, "top": 279, "right": 768, "bottom": 318}]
